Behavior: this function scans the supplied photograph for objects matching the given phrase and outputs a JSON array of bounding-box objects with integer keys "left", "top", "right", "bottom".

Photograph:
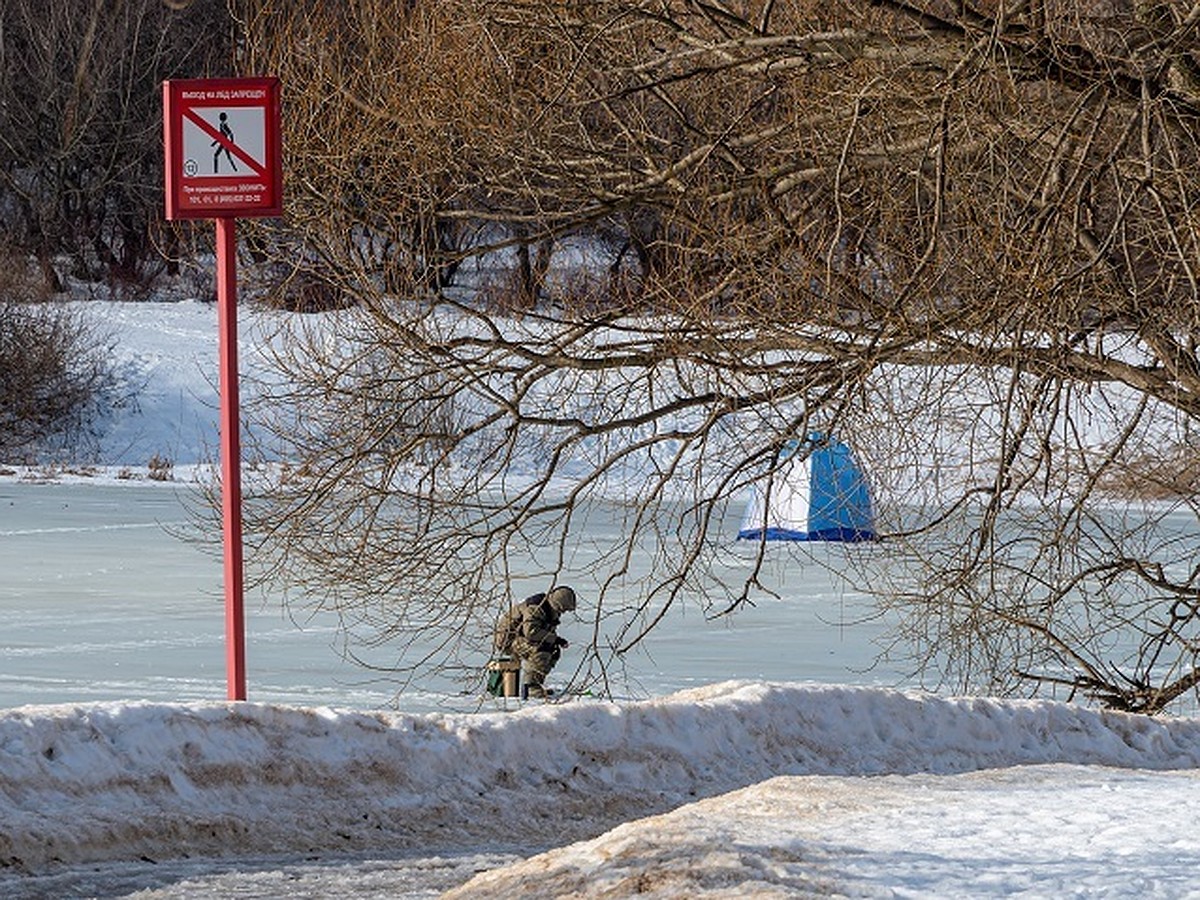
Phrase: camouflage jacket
[{"left": 494, "top": 593, "right": 561, "bottom": 654}]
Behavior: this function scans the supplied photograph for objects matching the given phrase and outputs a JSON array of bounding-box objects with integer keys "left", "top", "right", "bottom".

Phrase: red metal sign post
[{"left": 163, "top": 77, "right": 283, "bottom": 701}]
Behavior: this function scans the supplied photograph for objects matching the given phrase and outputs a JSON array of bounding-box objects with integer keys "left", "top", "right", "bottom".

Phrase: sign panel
[{"left": 163, "top": 77, "right": 282, "bottom": 219}]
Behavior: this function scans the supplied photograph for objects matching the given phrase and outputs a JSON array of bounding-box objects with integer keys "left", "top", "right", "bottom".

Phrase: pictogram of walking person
[{"left": 212, "top": 112, "right": 238, "bottom": 173}]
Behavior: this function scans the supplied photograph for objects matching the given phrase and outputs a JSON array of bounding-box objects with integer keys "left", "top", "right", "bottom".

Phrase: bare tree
[
  {"left": 0, "top": 0, "right": 233, "bottom": 293},
  {"left": 230, "top": 0, "right": 1200, "bottom": 711},
  {"left": 0, "top": 294, "right": 117, "bottom": 463}
]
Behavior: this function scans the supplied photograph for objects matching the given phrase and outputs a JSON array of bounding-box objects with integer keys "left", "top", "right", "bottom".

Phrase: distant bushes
[
  {"left": 0, "top": 300, "right": 116, "bottom": 463},
  {"left": 1099, "top": 441, "right": 1200, "bottom": 501}
]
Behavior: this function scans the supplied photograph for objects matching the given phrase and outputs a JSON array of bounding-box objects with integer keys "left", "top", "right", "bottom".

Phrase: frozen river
[
  {"left": 7, "top": 478, "right": 1198, "bottom": 900},
  {"left": 0, "top": 480, "right": 904, "bottom": 713}
]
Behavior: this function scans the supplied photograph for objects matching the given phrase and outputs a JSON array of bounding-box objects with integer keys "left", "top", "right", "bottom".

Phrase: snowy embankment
[{"left": 2, "top": 681, "right": 1198, "bottom": 879}]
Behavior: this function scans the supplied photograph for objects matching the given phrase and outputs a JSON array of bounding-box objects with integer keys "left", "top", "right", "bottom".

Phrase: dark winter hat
[{"left": 546, "top": 586, "right": 576, "bottom": 614}]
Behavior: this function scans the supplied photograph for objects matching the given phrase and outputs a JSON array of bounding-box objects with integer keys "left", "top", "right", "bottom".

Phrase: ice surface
[{"left": 2, "top": 301, "right": 1198, "bottom": 897}]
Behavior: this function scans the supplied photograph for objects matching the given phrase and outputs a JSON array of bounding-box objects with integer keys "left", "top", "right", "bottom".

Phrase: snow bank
[
  {"left": 2, "top": 681, "right": 1198, "bottom": 874},
  {"left": 449, "top": 766, "right": 1200, "bottom": 898}
]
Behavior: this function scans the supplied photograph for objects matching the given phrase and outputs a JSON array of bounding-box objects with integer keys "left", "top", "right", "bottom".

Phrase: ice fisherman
[{"left": 493, "top": 586, "right": 576, "bottom": 698}]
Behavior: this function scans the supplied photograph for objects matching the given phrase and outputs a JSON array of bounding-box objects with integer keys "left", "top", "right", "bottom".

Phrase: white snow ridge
[{"left": 2, "top": 681, "right": 1199, "bottom": 897}]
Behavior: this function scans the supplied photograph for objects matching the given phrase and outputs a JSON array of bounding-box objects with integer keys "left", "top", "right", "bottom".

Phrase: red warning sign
[{"left": 163, "top": 77, "right": 282, "bottom": 219}]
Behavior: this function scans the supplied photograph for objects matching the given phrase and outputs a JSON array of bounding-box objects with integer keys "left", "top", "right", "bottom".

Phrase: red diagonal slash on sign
[{"left": 182, "top": 108, "right": 267, "bottom": 177}]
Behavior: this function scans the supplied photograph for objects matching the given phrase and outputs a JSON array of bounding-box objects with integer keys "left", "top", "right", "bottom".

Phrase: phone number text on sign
[{"left": 183, "top": 184, "right": 268, "bottom": 207}]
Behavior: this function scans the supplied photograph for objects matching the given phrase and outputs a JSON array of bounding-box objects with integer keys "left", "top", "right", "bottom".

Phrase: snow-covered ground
[
  {"left": 2, "top": 300, "right": 1199, "bottom": 897},
  {"left": 3, "top": 682, "right": 1199, "bottom": 898}
]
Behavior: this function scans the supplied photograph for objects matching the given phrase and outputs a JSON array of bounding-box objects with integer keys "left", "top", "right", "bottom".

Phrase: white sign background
[{"left": 181, "top": 107, "right": 268, "bottom": 178}]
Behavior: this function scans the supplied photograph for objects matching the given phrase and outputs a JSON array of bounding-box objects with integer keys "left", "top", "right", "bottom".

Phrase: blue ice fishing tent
[{"left": 737, "top": 433, "right": 876, "bottom": 542}]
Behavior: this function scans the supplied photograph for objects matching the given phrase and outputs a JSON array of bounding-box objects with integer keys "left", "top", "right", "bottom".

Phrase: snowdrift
[{"left": 1, "top": 681, "right": 1198, "bottom": 874}]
